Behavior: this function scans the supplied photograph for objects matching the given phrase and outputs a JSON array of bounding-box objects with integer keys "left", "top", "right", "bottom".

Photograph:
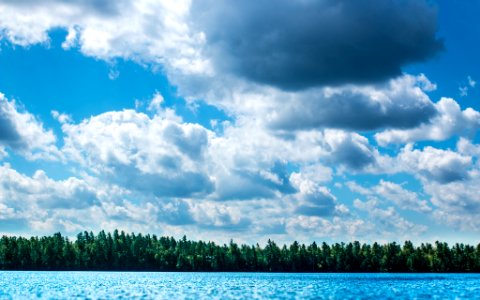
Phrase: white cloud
[
  {"left": 286, "top": 215, "right": 373, "bottom": 241},
  {"left": 398, "top": 144, "right": 472, "bottom": 183},
  {"left": 322, "top": 130, "right": 378, "bottom": 171},
  {"left": 0, "top": 93, "right": 59, "bottom": 160},
  {"left": 0, "top": 163, "right": 99, "bottom": 210},
  {"left": 424, "top": 174, "right": 480, "bottom": 231},
  {"left": 2, "top": 0, "right": 480, "bottom": 240},
  {"left": 353, "top": 198, "right": 427, "bottom": 238},
  {"left": 51, "top": 110, "right": 72, "bottom": 124},
  {"left": 0, "top": 163, "right": 107, "bottom": 234},
  {"left": 457, "top": 137, "right": 480, "bottom": 157},
  {"left": 347, "top": 180, "right": 431, "bottom": 212},
  {"left": 0, "top": 2, "right": 447, "bottom": 137},
  {"left": 376, "top": 97, "right": 480, "bottom": 145},
  {"left": 61, "top": 108, "right": 214, "bottom": 198},
  {"left": 468, "top": 76, "right": 476, "bottom": 88},
  {"left": 147, "top": 92, "right": 165, "bottom": 112},
  {"left": 290, "top": 171, "right": 340, "bottom": 217},
  {"left": 373, "top": 180, "right": 431, "bottom": 212},
  {"left": 0, "top": 0, "right": 211, "bottom": 76}
]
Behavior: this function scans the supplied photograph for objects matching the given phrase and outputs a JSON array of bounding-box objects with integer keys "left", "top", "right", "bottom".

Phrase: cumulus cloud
[
  {"left": 192, "top": 0, "right": 443, "bottom": 90},
  {"left": 61, "top": 108, "right": 214, "bottom": 198},
  {"left": 290, "top": 171, "right": 337, "bottom": 217},
  {"left": 376, "top": 97, "right": 480, "bottom": 145},
  {"left": 207, "top": 120, "right": 307, "bottom": 201},
  {"left": 266, "top": 74, "right": 437, "bottom": 131},
  {"left": 423, "top": 172, "right": 480, "bottom": 231},
  {"left": 58, "top": 99, "right": 329, "bottom": 202},
  {"left": 322, "top": 130, "right": 377, "bottom": 171},
  {"left": 0, "top": 163, "right": 99, "bottom": 224},
  {"left": 398, "top": 144, "right": 472, "bottom": 183},
  {"left": 190, "top": 201, "right": 252, "bottom": 231},
  {"left": 3, "top": 0, "right": 480, "bottom": 240},
  {"left": 353, "top": 199, "right": 427, "bottom": 237},
  {"left": 0, "top": 93, "right": 59, "bottom": 160},
  {"left": 0, "top": 0, "right": 209, "bottom": 75},
  {"left": 373, "top": 181, "right": 431, "bottom": 212},
  {"left": 348, "top": 180, "right": 431, "bottom": 212},
  {"left": 285, "top": 215, "right": 371, "bottom": 241}
]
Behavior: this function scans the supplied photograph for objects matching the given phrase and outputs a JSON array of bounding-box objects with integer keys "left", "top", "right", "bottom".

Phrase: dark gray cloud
[
  {"left": 268, "top": 87, "right": 437, "bottom": 131},
  {"left": 192, "top": 0, "right": 443, "bottom": 90}
]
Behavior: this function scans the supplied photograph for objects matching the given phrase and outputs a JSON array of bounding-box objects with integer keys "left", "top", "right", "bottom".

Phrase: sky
[{"left": 0, "top": 0, "right": 479, "bottom": 245}]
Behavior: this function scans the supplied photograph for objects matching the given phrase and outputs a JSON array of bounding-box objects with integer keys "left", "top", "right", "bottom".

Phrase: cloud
[
  {"left": 290, "top": 171, "right": 338, "bottom": 217},
  {"left": 399, "top": 139, "right": 480, "bottom": 231},
  {"left": 191, "top": 0, "right": 443, "bottom": 90},
  {"left": 348, "top": 180, "right": 431, "bottom": 212},
  {"left": 398, "top": 144, "right": 472, "bottom": 183},
  {"left": 459, "top": 86, "right": 469, "bottom": 97},
  {"left": 190, "top": 201, "right": 252, "bottom": 231},
  {"left": 0, "top": 93, "right": 59, "bottom": 160},
  {"left": 58, "top": 97, "right": 337, "bottom": 203},
  {"left": 374, "top": 180, "right": 431, "bottom": 212},
  {"left": 266, "top": 74, "right": 437, "bottom": 131},
  {"left": 103, "top": 198, "right": 197, "bottom": 227},
  {"left": 0, "top": 0, "right": 209, "bottom": 75},
  {"left": 376, "top": 97, "right": 480, "bottom": 145},
  {"left": 51, "top": 110, "right": 72, "bottom": 124},
  {"left": 61, "top": 108, "right": 214, "bottom": 198},
  {"left": 423, "top": 170, "right": 480, "bottom": 231},
  {"left": 147, "top": 92, "right": 165, "bottom": 113},
  {"left": 458, "top": 76, "right": 477, "bottom": 97},
  {"left": 322, "top": 130, "right": 377, "bottom": 171},
  {"left": 207, "top": 121, "right": 304, "bottom": 201},
  {"left": 0, "top": 163, "right": 99, "bottom": 211},
  {"left": 212, "top": 164, "right": 295, "bottom": 201},
  {"left": 3, "top": 0, "right": 480, "bottom": 240},
  {"left": 353, "top": 198, "right": 427, "bottom": 237},
  {"left": 159, "top": 199, "right": 196, "bottom": 226},
  {"left": 468, "top": 76, "right": 476, "bottom": 88}
]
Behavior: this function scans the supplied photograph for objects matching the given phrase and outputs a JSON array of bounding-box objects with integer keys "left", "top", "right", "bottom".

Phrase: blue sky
[{"left": 0, "top": 0, "right": 479, "bottom": 245}]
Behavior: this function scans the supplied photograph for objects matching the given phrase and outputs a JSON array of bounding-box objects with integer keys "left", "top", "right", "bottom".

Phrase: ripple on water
[{"left": 0, "top": 272, "right": 479, "bottom": 299}]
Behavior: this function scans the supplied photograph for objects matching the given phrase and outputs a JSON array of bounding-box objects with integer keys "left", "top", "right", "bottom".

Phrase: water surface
[{"left": 0, "top": 272, "right": 479, "bottom": 299}]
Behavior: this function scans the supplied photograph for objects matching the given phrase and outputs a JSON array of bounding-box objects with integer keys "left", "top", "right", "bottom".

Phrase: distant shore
[{"left": 1, "top": 231, "right": 479, "bottom": 272}]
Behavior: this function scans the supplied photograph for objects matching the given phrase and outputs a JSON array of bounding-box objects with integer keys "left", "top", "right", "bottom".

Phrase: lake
[{"left": 0, "top": 272, "right": 479, "bottom": 299}]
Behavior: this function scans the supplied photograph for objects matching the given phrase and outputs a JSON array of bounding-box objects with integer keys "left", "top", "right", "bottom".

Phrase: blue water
[{"left": 0, "top": 272, "right": 479, "bottom": 299}]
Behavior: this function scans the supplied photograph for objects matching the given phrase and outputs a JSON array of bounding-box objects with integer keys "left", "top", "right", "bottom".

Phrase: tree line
[{"left": 1, "top": 230, "right": 479, "bottom": 272}]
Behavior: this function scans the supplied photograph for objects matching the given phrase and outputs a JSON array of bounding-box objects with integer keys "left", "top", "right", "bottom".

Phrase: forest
[{"left": 1, "top": 230, "right": 479, "bottom": 272}]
